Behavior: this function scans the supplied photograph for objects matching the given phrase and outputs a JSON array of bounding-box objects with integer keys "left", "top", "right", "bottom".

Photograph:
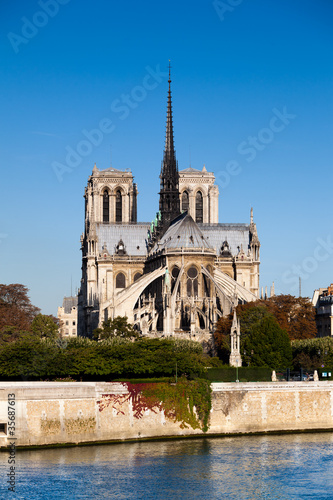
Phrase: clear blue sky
[{"left": 1, "top": 0, "right": 332, "bottom": 315}]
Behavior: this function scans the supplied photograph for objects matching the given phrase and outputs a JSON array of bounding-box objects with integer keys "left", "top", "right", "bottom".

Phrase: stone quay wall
[{"left": 1, "top": 381, "right": 333, "bottom": 448}]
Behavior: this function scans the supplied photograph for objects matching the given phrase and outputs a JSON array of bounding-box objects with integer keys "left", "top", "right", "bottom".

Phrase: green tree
[
  {"left": 213, "top": 315, "right": 232, "bottom": 363},
  {"left": 292, "top": 337, "right": 333, "bottom": 370},
  {"left": 236, "top": 304, "right": 270, "bottom": 335},
  {"left": 214, "top": 295, "right": 317, "bottom": 362},
  {"left": 0, "top": 326, "right": 33, "bottom": 344},
  {"left": 93, "top": 316, "right": 139, "bottom": 340},
  {"left": 243, "top": 315, "right": 292, "bottom": 370},
  {"left": 0, "top": 337, "right": 60, "bottom": 379},
  {"left": 214, "top": 304, "right": 272, "bottom": 362},
  {"left": 31, "top": 314, "right": 59, "bottom": 340}
]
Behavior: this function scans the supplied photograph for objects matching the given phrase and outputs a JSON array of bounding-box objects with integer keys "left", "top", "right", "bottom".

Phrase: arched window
[
  {"left": 133, "top": 272, "right": 141, "bottom": 282},
  {"left": 171, "top": 266, "right": 180, "bottom": 294},
  {"left": 195, "top": 191, "right": 203, "bottom": 223},
  {"left": 181, "top": 191, "right": 189, "bottom": 213},
  {"left": 187, "top": 266, "right": 198, "bottom": 297},
  {"left": 116, "top": 190, "right": 122, "bottom": 222},
  {"left": 115, "top": 272, "right": 125, "bottom": 289},
  {"left": 181, "top": 305, "right": 191, "bottom": 330},
  {"left": 103, "top": 189, "right": 109, "bottom": 222}
]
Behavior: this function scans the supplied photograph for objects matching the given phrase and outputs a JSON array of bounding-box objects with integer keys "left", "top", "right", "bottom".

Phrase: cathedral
[{"left": 78, "top": 68, "right": 260, "bottom": 341}]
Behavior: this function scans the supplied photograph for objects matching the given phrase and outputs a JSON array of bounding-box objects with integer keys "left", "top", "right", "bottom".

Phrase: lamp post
[{"left": 236, "top": 359, "right": 239, "bottom": 383}]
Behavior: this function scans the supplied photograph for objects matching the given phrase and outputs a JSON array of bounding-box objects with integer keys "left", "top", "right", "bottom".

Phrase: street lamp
[{"left": 236, "top": 359, "right": 239, "bottom": 383}]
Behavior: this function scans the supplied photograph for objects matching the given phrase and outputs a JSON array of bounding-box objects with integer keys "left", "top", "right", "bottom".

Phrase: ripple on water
[{"left": 1, "top": 433, "right": 333, "bottom": 499}]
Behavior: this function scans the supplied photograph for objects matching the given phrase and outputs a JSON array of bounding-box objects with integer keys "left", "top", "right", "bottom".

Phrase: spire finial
[
  {"left": 168, "top": 59, "right": 171, "bottom": 82},
  {"left": 250, "top": 207, "right": 253, "bottom": 224}
]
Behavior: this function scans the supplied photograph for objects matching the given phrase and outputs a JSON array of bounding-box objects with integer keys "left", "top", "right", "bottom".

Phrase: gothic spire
[
  {"left": 156, "top": 61, "right": 180, "bottom": 238},
  {"left": 164, "top": 62, "right": 176, "bottom": 166}
]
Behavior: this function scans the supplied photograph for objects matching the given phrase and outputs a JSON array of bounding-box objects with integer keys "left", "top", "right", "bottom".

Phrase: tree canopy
[
  {"left": 214, "top": 298, "right": 295, "bottom": 368},
  {"left": 214, "top": 295, "right": 316, "bottom": 360},
  {"left": 31, "top": 314, "right": 59, "bottom": 340},
  {"left": 0, "top": 284, "right": 40, "bottom": 331},
  {"left": 93, "top": 316, "right": 139, "bottom": 340},
  {"left": 243, "top": 315, "right": 292, "bottom": 370},
  {"left": 0, "top": 336, "right": 207, "bottom": 380},
  {"left": 264, "top": 295, "right": 317, "bottom": 340},
  {"left": 292, "top": 337, "right": 333, "bottom": 371}
]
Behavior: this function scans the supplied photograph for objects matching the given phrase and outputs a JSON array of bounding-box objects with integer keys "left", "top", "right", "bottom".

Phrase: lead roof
[{"left": 96, "top": 219, "right": 250, "bottom": 257}]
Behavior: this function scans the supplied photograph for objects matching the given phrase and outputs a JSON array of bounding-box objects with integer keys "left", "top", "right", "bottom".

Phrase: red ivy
[{"left": 97, "top": 382, "right": 160, "bottom": 419}]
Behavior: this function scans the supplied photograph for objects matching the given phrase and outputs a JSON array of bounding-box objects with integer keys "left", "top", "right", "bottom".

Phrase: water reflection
[{"left": 0, "top": 434, "right": 333, "bottom": 499}]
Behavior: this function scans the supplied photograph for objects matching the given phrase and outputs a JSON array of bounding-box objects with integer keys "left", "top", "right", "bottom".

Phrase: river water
[{"left": 1, "top": 433, "right": 333, "bottom": 499}]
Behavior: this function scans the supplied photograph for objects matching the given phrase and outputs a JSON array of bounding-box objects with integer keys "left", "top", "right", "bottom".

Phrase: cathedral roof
[
  {"left": 180, "top": 166, "right": 214, "bottom": 175},
  {"left": 96, "top": 221, "right": 252, "bottom": 257},
  {"left": 153, "top": 213, "right": 213, "bottom": 251},
  {"left": 102, "top": 167, "right": 132, "bottom": 174},
  {"left": 180, "top": 167, "right": 202, "bottom": 173},
  {"left": 97, "top": 223, "right": 149, "bottom": 256},
  {"left": 198, "top": 223, "right": 250, "bottom": 256},
  {"left": 92, "top": 165, "right": 133, "bottom": 175}
]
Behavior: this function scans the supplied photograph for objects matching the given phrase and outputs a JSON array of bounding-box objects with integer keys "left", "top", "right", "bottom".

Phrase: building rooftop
[
  {"left": 155, "top": 213, "right": 212, "bottom": 251},
  {"left": 180, "top": 166, "right": 214, "bottom": 175},
  {"left": 198, "top": 223, "right": 250, "bottom": 256},
  {"left": 62, "top": 296, "right": 78, "bottom": 314},
  {"left": 97, "top": 223, "right": 149, "bottom": 256}
]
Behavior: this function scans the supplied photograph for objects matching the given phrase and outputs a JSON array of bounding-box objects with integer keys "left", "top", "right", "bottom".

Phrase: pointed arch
[
  {"left": 171, "top": 265, "right": 180, "bottom": 294},
  {"left": 181, "top": 190, "right": 189, "bottom": 213},
  {"left": 115, "top": 189, "right": 122, "bottom": 222},
  {"left": 186, "top": 265, "right": 199, "bottom": 297},
  {"left": 115, "top": 272, "right": 126, "bottom": 289},
  {"left": 103, "top": 189, "right": 109, "bottom": 222},
  {"left": 133, "top": 272, "right": 142, "bottom": 283},
  {"left": 195, "top": 191, "right": 203, "bottom": 223}
]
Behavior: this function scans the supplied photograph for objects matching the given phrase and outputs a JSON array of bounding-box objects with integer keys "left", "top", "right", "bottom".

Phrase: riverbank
[{"left": 1, "top": 381, "right": 333, "bottom": 449}]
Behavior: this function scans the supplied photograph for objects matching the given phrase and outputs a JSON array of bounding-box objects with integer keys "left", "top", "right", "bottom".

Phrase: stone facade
[
  {"left": 58, "top": 296, "right": 78, "bottom": 337},
  {"left": 78, "top": 77, "right": 261, "bottom": 339},
  {"left": 179, "top": 166, "right": 219, "bottom": 224},
  {"left": 1, "top": 382, "right": 333, "bottom": 448},
  {"left": 312, "top": 285, "right": 333, "bottom": 337}
]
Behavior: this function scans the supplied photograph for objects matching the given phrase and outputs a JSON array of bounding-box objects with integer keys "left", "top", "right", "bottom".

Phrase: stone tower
[{"left": 78, "top": 165, "right": 138, "bottom": 335}]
